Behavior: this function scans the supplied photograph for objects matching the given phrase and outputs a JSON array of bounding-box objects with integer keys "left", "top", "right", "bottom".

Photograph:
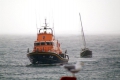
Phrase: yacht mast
[{"left": 79, "top": 13, "right": 86, "bottom": 49}]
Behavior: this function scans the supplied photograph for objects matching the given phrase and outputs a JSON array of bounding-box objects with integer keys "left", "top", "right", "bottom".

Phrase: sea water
[{"left": 0, "top": 34, "right": 120, "bottom": 80}]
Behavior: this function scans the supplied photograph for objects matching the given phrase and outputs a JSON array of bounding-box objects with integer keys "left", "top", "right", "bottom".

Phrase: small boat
[
  {"left": 79, "top": 13, "right": 92, "bottom": 58},
  {"left": 27, "top": 19, "right": 69, "bottom": 65},
  {"left": 80, "top": 48, "right": 92, "bottom": 58}
]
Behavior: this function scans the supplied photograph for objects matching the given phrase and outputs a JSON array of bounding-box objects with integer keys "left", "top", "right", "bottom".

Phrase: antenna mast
[
  {"left": 42, "top": 18, "right": 48, "bottom": 29},
  {"left": 79, "top": 13, "right": 86, "bottom": 49}
]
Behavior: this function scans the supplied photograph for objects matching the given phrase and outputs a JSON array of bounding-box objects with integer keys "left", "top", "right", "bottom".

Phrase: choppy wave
[{"left": 0, "top": 35, "right": 120, "bottom": 80}]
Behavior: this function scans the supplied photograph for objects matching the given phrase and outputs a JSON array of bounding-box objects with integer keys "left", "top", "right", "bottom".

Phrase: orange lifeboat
[{"left": 27, "top": 19, "right": 69, "bottom": 65}]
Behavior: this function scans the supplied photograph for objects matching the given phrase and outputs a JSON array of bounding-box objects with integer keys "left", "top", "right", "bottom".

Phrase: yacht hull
[{"left": 80, "top": 50, "right": 92, "bottom": 58}]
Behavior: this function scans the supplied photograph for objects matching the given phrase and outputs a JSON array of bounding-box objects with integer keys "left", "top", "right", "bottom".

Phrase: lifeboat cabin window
[
  {"left": 34, "top": 43, "right": 40, "bottom": 46},
  {"left": 46, "top": 42, "right": 53, "bottom": 45},
  {"left": 34, "top": 42, "right": 53, "bottom": 46},
  {"left": 41, "top": 42, "right": 45, "bottom": 45}
]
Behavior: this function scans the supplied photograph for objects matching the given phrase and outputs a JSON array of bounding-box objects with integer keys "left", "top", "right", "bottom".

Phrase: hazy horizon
[
  {"left": 0, "top": 0, "right": 120, "bottom": 35},
  {"left": 1, "top": 32, "right": 120, "bottom": 36}
]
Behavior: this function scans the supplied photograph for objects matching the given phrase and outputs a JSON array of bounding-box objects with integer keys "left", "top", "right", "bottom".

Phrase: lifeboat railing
[{"left": 39, "top": 28, "right": 53, "bottom": 34}]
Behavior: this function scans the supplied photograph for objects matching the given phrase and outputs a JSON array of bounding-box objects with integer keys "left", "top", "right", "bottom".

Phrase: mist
[{"left": 0, "top": 0, "right": 120, "bottom": 35}]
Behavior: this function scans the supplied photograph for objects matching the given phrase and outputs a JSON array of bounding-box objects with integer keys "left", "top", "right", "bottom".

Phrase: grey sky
[{"left": 0, "top": 0, "right": 120, "bottom": 35}]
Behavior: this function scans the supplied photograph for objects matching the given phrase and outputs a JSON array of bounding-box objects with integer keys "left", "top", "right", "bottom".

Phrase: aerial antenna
[
  {"left": 39, "top": 15, "right": 41, "bottom": 29},
  {"left": 52, "top": 11, "right": 55, "bottom": 39},
  {"left": 79, "top": 13, "right": 86, "bottom": 49},
  {"left": 53, "top": 22, "right": 56, "bottom": 39},
  {"left": 35, "top": 12, "right": 38, "bottom": 33},
  {"left": 34, "top": 4, "right": 38, "bottom": 33}
]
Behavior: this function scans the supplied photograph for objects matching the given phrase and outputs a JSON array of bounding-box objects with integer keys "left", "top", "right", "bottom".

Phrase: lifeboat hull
[
  {"left": 80, "top": 50, "right": 92, "bottom": 58},
  {"left": 27, "top": 52, "right": 69, "bottom": 65}
]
